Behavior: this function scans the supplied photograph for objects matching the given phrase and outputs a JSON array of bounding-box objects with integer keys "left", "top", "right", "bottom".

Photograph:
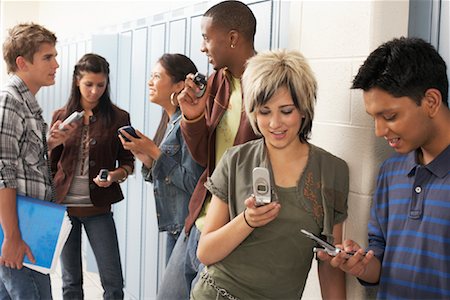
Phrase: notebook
[{"left": 0, "top": 195, "right": 72, "bottom": 274}]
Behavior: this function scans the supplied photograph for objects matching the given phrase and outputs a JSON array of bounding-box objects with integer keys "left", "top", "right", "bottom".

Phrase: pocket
[
  {"left": 23, "top": 129, "right": 44, "bottom": 167},
  {"left": 160, "top": 144, "right": 181, "bottom": 157}
]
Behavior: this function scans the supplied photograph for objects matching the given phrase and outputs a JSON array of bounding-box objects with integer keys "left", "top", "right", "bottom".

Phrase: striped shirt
[
  {"left": 0, "top": 75, "right": 54, "bottom": 201},
  {"left": 367, "top": 144, "right": 450, "bottom": 299}
]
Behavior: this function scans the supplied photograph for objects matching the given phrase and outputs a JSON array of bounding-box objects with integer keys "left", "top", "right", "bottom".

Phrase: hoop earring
[{"left": 170, "top": 92, "right": 178, "bottom": 107}]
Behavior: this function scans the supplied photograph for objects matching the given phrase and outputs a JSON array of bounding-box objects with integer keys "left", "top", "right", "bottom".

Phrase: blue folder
[{"left": 0, "top": 195, "right": 70, "bottom": 273}]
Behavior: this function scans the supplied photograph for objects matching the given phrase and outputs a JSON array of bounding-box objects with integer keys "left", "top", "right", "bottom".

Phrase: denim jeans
[
  {"left": 165, "top": 230, "right": 181, "bottom": 265},
  {"left": 0, "top": 265, "right": 52, "bottom": 299},
  {"left": 157, "top": 225, "right": 203, "bottom": 300},
  {"left": 61, "top": 212, "right": 123, "bottom": 300}
]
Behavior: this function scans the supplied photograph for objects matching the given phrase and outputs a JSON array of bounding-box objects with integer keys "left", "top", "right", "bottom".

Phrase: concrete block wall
[{"left": 289, "top": 1, "right": 410, "bottom": 299}]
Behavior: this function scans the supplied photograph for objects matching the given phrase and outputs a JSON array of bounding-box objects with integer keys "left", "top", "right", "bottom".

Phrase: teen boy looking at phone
[{"left": 319, "top": 37, "right": 450, "bottom": 299}]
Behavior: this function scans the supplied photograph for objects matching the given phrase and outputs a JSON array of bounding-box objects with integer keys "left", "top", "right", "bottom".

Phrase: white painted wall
[{"left": 1, "top": 1, "right": 410, "bottom": 299}]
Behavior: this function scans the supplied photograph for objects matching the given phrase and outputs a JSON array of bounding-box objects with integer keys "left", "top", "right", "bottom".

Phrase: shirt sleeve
[
  {"left": 0, "top": 93, "right": 23, "bottom": 189},
  {"left": 204, "top": 148, "right": 231, "bottom": 203},
  {"left": 366, "top": 165, "right": 388, "bottom": 263}
]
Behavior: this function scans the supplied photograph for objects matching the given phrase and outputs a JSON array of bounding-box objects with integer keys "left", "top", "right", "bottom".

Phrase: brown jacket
[
  {"left": 50, "top": 105, "right": 134, "bottom": 216},
  {"left": 181, "top": 69, "right": 259, "bottom": 234}
]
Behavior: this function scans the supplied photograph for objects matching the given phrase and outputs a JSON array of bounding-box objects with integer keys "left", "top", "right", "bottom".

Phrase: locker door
[
  {"left": 113, "top": 30, "right": 133, "bottom": 295},
  {"left": 189, "top": 15, "right": 209, "bottom": 75},
  {"left": 60, "top": 45, "right": 70, "bottom": 108},
  {"left": 142, "top": 22, "right": 167, "bottom": 300},
  {"left": 169, "top": 18, "right": 187, "bottom": 54},
  {"left": 122, "top": 26, "right": 149, "bottom": 300},
  {"left": 91, "top": 34, "right": 119, "bottom": 102},
  {"left": 249, "top": 0, "right": 273, "bottom": 52}
]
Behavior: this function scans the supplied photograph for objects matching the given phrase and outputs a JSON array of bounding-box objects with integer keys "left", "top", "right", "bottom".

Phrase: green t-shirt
[{"left": 191, "top": 139, "right": 349, "bottom": 299}]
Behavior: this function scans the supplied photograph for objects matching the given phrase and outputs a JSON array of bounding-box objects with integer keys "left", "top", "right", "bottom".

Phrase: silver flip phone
[
  {"left": 300, "top": 229, "right": 342, "bottom": 256},
  {"left": 252, "top": 167, "right": 271, "bottom": 206},
  {"left": 59, "top": 111, "right": 85, "bottom": 130},
  {"left": 301, "top": 229, "right": 361, "bottom": 259}
]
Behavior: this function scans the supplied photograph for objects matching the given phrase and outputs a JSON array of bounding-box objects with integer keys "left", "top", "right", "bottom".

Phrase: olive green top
[{"left": 191, "top": 139, "right": 349, "bottom": 300}]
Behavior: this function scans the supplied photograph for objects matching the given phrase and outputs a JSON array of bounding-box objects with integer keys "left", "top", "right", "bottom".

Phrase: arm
[
  {"left": 179, "top": 74, "right": 209, "bottom": 167},
  {"left": 318, "top": 239, "right": 381, "bottom": 284},
  {"left": 197, "top": 195, "right": 281, "bottom": 266},
  {"left": 47, "top": 110, "right": 79, "bottom": 152},
  {"left": 318, "top": 223, "right": 346, "bottom": 300},
  {"left": 0, "top": 94, "right": 34, "bottom": 268},
  {"left": 95, "top": 115, "right": 135, "bottom": 187},
  {"left": 151, "top": 133, "right": 204, "bottom": 194},
  {"left": 0, "top": 188, "right": 34, "bottom": 269},
  {"left": 119, "top": 128, "right": 159, "bottom": 168},
  {"left": 319, "top": 164, "right": 387, "bottom": 284}
]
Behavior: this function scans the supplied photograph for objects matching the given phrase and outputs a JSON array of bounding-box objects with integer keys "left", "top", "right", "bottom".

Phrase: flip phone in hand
[
  {"left": 300, "top": 229, "right": 361, "bottom": 259},
  {"left": 193, "top": 72, "right": 207, "bottom": 98},
  {"left": 252, "top": 167, "right": 271, "bottom": 206},
  {"left": 59, "top": 111, "right": 84, "bottom": 130}
]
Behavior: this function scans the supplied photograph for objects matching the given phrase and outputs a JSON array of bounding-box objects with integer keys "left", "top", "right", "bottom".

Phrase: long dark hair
[
  {"left": 152, "top": 53, "right": 198, "bottom": 146},
  {"left": 64, "top": 53, "right": 115, "bottom": 125}
]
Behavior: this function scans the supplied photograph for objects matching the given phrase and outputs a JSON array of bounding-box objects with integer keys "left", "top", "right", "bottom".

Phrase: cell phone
[
  {"left": 300, "top": 229, "right": 342, "bottom": 257},
  {"left": 193, "top": 72, "right": 207, "bottom": 98},
  {"left": 118, "top": 125, "right": 140, "bottom": 142},
  {"left": 99, "top": 169, "right": 109, "bottom": 182},
  {"left": 252, "top": 167, "right": 271, "bottom": 206},
  {"left": 301, "top": 229, "right": 362, "bottom": 259},
  {"left": 59, "top": 111, "right": 85, "bottom": 130}
]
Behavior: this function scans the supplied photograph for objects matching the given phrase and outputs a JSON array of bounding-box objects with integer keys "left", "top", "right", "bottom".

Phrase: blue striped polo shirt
[{"left": 367, "top": 144, "right": 450, "bottom": 299}]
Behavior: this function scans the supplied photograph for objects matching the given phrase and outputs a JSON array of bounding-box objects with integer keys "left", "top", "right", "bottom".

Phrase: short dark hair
[
  {"left": 352, "top": 37, "right": 448, "bottom": 107},
  {"left": 204, "top": 0, "right": 256, "bottom": 43}
]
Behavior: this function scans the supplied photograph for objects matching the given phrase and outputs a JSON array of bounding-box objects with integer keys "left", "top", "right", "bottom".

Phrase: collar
[
  {"left": 10, "top": 74, "right": 43, "bottom": 116},
  {"left": 169, "top": 108, "right": 182, "bottom": 124},
  {"left": 407, "top": 144, "right": 450, "bottom": 178}
]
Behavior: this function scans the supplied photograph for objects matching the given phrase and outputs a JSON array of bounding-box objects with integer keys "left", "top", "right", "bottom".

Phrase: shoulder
[
  {"left": 111, "top": 105, "right": 130, "bottom": 119},
  {"left": 310, "top": 144, "right": 348, "bottom": 173},
  {"left": 0, "top": 84, "right": 26, "bottom": 115},
  {"left": 1, "top": 80, "right": 22, "bottom": 104},
  {"left": 208, "top": 68, "right": 228, "bottom": 88},
  {"left": 221, "top": 139, "right": 264, "bottom": 165},
  {"left": 226, "top": 138, "right": 263, "bottom": 155}
]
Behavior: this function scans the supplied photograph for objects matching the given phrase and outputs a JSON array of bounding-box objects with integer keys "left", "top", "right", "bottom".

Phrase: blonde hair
[
  {"left": 3, "top": 23, "right": 57, "bottom": 74},
  {"left": 243, "top": 49, "right": 317, "bottom": 142}
]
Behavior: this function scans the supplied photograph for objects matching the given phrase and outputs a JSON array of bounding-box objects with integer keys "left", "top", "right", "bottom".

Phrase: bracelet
[
  {"left": 243, "top": 209, "right": 256, "bottom": 229},
  {"left": 182, "top": 111, "right": 205, "bottom": 124},
  {"left": 116, "top": 166, "right": 129, "bottom": 183}
]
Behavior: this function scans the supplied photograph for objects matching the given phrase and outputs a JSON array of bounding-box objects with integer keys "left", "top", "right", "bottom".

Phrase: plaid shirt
[{"left": 0, "top": 75, "right": 54, "bottom": 201}]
